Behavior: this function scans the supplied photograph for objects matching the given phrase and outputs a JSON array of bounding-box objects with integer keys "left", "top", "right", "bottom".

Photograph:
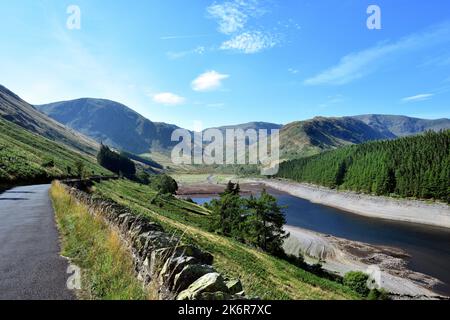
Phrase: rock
[
  {"left": 173, "top": 264, "right": 216, "bottom": 292},
  {"left": 225, "top": 279, "right": 243, "bottom": 295},
  {"left": 159, "top": 256, "right": 198, "bottom": 288},
  {"left": 175, "top": 245, "right": 214, "bottom": 265},
  {"left": 177, "top": 272, "right": 228, "bottom": 300},
  {"left": 235, "top": 291, "right": 246, "bottom": 297}
]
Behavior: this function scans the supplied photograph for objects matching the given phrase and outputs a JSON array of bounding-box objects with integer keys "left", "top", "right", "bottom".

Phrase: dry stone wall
[{"left": 61, "top": 180, "right": 246, "bottom": 300}]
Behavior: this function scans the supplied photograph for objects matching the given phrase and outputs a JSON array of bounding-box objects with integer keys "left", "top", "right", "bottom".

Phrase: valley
[
  {"left": 175, "top": 175, "right": 450, "bottom": 297},
  {"left": 1, "top": 83, "right": 449, "bottom": 301}
]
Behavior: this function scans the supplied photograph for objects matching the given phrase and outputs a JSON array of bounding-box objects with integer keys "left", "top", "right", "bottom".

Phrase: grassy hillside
[
  {"left": 0, "top": 85, "right": 99, "bottom": 155},
  {"left": 0, "top": 117, "right": 110, "bottom": 186},
  {"left": 92, "top": 179, "right": 359, "bottom": 300},
  {"left": 278, "top": 130, "right": 450, "bottom": 203}
]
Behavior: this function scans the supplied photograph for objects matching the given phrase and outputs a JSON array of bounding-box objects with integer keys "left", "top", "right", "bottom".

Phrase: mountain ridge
[
  {"left": 37, "top": 98, "right": 180, "bottom": 155},
  {"left": 33, "top": 95, "right": 450, "bottom": 159}
]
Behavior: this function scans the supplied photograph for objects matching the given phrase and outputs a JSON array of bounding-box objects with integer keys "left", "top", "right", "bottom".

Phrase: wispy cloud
[
  {"left": 288, "top": 68, "right": 299, "bottom": 74},
  {"left": 160, "top": 34, "right": 210, "bottom": 40},
  {"left": 166, "top": 46, "right": 206, "bottom": 60},
  {"left": 8, "top": 25, "right": 146, "bottom": 109},
  {"left": 401, "top": 93, "right": 434, "bottom": 102},
  {"left": 421, "top": 51, "right": 450, "bottom": 67},
  {"left": 207, "top": 0, "right": 281, "bottom": 54},
  {"left": 192, "top": 70, "right": 230, "bottom": 91},
  {"left": 304, "top": 22, "right": 450, "bottom": 86},
  {"left": 207, "top": 0, "right": 263, "bottom": 35},
  {"left": 152, "top": 92, "right": 186, "bottom": 105},
  {"left": 220, "top": 31, "right": 278, "bottom": 54}
]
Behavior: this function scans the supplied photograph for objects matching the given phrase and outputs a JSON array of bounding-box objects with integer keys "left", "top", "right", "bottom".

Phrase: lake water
[{"left": 189, "top": 190, "right": 450, "bottom": 295}]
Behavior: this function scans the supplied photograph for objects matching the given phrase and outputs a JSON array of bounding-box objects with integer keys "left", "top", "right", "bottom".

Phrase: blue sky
[{"left": 1, "top": 0, "right": 450, "bottom": 129}]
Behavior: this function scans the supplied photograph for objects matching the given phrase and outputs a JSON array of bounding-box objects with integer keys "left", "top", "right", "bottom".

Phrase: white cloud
[
  {"left": 152, "top": 92, "right": 186, "bottom": 105},
  {"left": 207, "top": 0, "right": 262, "bottom": 35},
  {"left": 288, "top": 68, "right": 299, "bottom": 74},
  {"left": 191, "top": 71, "right": 230, "bottom": 92},
  {"left": 304, "top": 22, "right": 450, "bottom": 86},
  {"left": 220, "top": 31, "right": 278, "bottom": 54},
  {"left": 401, "top": 93, "right": 434, "bottom": 102}
]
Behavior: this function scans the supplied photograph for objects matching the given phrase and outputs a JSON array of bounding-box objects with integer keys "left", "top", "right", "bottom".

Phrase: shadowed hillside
[{"left": 36, "top": 98, "right": 180, "bottom": 154}]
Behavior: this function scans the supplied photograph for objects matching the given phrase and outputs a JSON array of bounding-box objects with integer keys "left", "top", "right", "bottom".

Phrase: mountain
[
  {"left": 36, "top": 98, "right": 180, "bottom": 155},
  {"left": 279, "top": 115, "right": 450, "bottom": 159},
  {"left": 277, "top": 130, "right": 450, "bottom": 203},
  {"left": 210, "top": 121, "right": 282, "bottom": 132},
  {"left": 0, "top": 85, "right": 99, "bottom": 155},
  {"left": 35, "top": 95, "right": 450, "bottom": 161},
  {"left": 352, "top": 114, "right": 450, "bottom": 137},
  {"left": 279, "top": 116, "right": 392, "bottom": 159}
]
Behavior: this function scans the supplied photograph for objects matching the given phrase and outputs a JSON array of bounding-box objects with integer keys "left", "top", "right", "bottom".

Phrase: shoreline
[
  {"left": 249, "top": 178, "right": 450, "bottom": 229},
  {"left": 174, "top": 175, "right": 450, "bottom": 297},
  {"left": 284, "top": 225, "right": 444, "bottom": 298}
]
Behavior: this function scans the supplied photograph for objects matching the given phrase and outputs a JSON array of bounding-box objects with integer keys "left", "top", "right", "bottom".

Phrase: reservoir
[{"left": 189, "top": 188, "right": 450, "bottom": 295}]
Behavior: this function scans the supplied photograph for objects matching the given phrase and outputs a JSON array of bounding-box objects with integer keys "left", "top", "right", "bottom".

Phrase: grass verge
[
  {"left": 50, "top": 181, "right": 147, "bottom": 300},
  {"left": 94, "top": 179, "right": 360, "bottom": 300}
]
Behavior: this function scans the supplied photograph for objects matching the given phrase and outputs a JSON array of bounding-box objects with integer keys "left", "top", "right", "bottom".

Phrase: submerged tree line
[{"left": 277, "top": 130, "right": 450, "bottom": 203}]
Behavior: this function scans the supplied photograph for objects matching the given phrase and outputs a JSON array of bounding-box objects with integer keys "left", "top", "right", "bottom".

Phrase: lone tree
[
  {"left": 210, "top": 190, "right": 245, "bottom": 238},
  {"left": 209, "top": 182, "right": 288, "bottom": 254},
  {"left": 151, "top": 174, "right": 178, "bottom": 195},
  {"left": 97, "top": 144, "right": 136, "bottom": 177},
  {"left": 245, "top": 189, "right": 288, "bottom": 255},
  {"left": 224, "top": 181, "right": 240, "bottom": 195}
]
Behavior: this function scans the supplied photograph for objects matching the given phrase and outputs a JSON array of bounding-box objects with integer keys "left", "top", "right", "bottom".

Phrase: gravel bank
[
  {"left": 284, "top": 225, "right": 443, "bottom": 297},
  {"left": 253, "top": 179, "right": 450, "bottom": 229}
]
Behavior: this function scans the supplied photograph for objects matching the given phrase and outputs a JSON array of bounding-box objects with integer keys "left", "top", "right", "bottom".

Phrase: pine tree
[{"left": 245, "top": 189, "right": 288, "bottom": 254}]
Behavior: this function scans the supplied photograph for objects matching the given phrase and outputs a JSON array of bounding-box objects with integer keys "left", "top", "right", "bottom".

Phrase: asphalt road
[{"left": 0, "top": 184, "right": 75, "bottom": 300}]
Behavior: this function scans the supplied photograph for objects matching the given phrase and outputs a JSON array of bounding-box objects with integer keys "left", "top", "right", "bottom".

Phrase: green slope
[
  {"left": 0, "top": 117, "right": 110, "bottom": 186},
  {"left": 278, "top": 130, "right": 450, "bottom": 203},
  {"left": 92, "top": 179, "right": 359, "bottom": 300}
]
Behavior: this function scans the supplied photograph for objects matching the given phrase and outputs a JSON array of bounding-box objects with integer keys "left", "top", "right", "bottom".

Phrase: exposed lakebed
[{"left": 179, "top": 183, "right": 450, "bottom": 296}]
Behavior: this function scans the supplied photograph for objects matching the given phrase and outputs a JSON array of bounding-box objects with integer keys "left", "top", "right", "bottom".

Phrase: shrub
[
  {"left": 343, "top": 271, "right": 370, "bottom": 296},
  {"left": 75, "top": 160, "right": 86, "bottom": 179},
  {"left": 136, "top": 171, "right": 151, "bottom": 185},
  {"left": 42, "top": 158, "right": 55, "bottom": 168},
  {"left": 367, "top": 288, "right": 390, "bottom": 300},
  {"left": 97, "top": 144, "right": 136, "bottom": 177},
  {"left": 150, "top": 174, "right": 178, "bottom": 195}
]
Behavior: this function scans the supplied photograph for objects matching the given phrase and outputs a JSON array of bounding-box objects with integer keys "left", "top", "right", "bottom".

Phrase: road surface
[{"left": 0, "top": 184, "right": 75, "bottom": 300}]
